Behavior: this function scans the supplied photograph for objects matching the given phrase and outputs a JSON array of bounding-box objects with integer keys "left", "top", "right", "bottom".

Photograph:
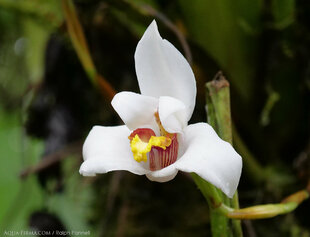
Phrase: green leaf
[
  {"left": 271, "top": 0, "right": 295, "bottom": 29},
  {"left": 178, "top": 0, "right": 262, "bottom": 99},
  {"left": 0, "top": 109, "right": 44, "bottom": 231},
  {"left": 46, "top": 157, "right": 95, "bottom": 235}
]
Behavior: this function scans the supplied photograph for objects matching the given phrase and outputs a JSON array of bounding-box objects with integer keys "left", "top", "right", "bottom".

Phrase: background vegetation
[{"left": 0, "top": 0, "right": 309, "bottom": 236}]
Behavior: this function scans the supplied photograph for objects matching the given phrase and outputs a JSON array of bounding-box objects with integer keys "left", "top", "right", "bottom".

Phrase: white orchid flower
[{"left": 80, "top": 20, "right": 242, "bottom": 198}]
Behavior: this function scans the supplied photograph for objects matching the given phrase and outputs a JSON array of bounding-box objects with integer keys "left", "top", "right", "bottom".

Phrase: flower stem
[
  {"left": 191, "top": 173, "right": 232, "bottom": 237},
  {"left": 205, "top": 71, "right": 243, "bottom": 237},
  {"left": 206, "top": 71, "right": 232, "bottom": 143},
  {"left": 224, "top": 189, "right": 309, "bottom": 219},
  {"left": 197, "top": 71, "right": 309, "bottom": 236}
]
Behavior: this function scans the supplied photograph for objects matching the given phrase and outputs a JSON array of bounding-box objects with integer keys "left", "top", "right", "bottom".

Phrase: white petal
[
  {"left": 80, "top": 125, "right": 149, "bottom": 176},
  {"left": 135, "top": 20, "right": 196, "bottom": 121},
  {"left": 111, "top": 92, "right": 159, "bottom": 131},
  {"left": 175, "top": 123, "right": 242, "bottom": 198},
  {"left": 158, "top": 96, "right": 187, "bottom": 134},
  {"left": 146, "top": 164, "right": 178, "bottom": 182}
]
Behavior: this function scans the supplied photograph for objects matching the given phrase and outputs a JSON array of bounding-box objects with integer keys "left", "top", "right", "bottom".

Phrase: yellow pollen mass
[{"left": 130, "top": 134, "right": 171, "bottom": 162}]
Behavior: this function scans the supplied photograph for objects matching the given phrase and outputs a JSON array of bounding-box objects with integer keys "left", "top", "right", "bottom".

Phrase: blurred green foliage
[
  {"left": 0, "top": 109, "right": 44, "bottom": 230},
  {"left": 179, "top": 0, "right": 262, "bottom": 99}
]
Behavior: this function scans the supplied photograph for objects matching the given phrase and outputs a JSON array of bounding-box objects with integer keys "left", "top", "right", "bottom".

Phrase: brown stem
[
  {"left": 61, "top": 0, "right": 116, "bottom": 101},
  {"left": 20, "top": 141, "right": 82, "bottom": 178},
  {"left": 96, "top": 74, "right": 116, "bottom": 102}
]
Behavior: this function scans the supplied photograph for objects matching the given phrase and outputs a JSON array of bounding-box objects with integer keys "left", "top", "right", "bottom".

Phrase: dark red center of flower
[{"left": 128, "top": 121, "right": 179, "bottom": 171}]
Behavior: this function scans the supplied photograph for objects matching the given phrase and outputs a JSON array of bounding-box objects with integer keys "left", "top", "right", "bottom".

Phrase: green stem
[
  {"left": 205, "top": 72, "right": 232, "bottom": 145},
  {"left": 191, "top": 174, "right": 231, "bottom": 237},
  {"left": 224, "top": 189, "right": 309, "bottom": 219},
  {"left": 230, "top": 193, "right": 243, "bottom": 237},
  {"left": 205, "top": 71, "right": 243, "bottom": 237},
  {"left": 198, "top": 72, "right": 309, "bottom": 235}
]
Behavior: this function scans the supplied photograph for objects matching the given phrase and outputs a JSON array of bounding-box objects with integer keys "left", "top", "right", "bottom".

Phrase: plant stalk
[
  {"left": 61, "top": 0, "right": 116, "bottom": 101},
  {"left": 205, "top": 71, "right": 243, "bottom": 237}
]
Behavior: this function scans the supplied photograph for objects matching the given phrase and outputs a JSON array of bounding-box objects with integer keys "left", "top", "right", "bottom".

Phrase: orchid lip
[
  {"left": 128, "top": 127, "right": 179, "bottom": 171},
  {"left": 149, "top": 133, "right": 178, "bottom": 171}
]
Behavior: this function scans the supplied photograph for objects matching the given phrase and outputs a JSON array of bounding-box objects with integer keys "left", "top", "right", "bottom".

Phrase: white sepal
[
  {"left": 135, "top": 20, "right": 196, "bottom": 121},
  {"left": 80, "top": 125, "right": 149, "bottom": 176},
  {"left": 175, "top": 123, "right": 242, "bottom": 198}
]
